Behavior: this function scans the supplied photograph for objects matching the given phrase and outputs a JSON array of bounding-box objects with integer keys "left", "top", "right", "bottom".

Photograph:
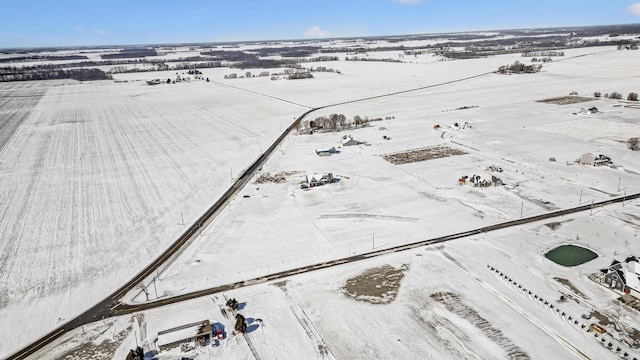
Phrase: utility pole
[
  {"left": 180, "top": 211, "right": 184, "bottom": 226},
  {"left": 579, "top": 189, "right": 583, "bottom": 204},
  {"left": 153, "top": 277, "right": 158, "bottom": 299},
  {"left": 520, "top": 201, "right": 524, "bottom": 218},
  {"left": 617, "top": 177, "right": 621, "bottom": 192},
  {"left": 590, "top": 200, "right": 594, "bottom": 216},
  {"left": 372, "top": 233, "right": 375, "bottom": 249},
  {"left": 623, "top": 189, "right": 627, "bottom": 207}
]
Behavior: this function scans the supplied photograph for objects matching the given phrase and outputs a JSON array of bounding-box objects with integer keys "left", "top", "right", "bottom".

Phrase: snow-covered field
[
  {"left": 0, "top": 78, "right": 303, "bottom": 357},
  {"left": 2, "top": 42, "right": 640, "bottom": 359}
]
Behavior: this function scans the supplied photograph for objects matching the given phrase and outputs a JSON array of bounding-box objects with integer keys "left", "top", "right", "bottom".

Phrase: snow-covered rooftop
[{"left": 157, "top": 320, "right": 210, "bottom": 347}]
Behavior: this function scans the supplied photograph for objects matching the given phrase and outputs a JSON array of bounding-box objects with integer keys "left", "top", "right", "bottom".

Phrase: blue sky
[{"left": 2, "top": 0, "right": 640, "bottom": 48}]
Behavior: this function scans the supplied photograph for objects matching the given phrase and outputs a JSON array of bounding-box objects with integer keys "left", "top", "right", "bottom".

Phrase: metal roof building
[{"left": 157, "top": 319, "right": 212, "bottom": 351}]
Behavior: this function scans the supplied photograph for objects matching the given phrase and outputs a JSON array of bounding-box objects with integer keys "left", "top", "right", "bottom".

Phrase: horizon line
[{"left": 2, "top": 22, "right": 639, "bottom": 52}]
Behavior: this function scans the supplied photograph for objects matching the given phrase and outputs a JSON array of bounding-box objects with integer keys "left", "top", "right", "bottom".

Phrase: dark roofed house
[
  {"left": 603, "top": 260, "right": 626, "bottom": 292},
  {"left": 599, "top": 256, "right": 640, "bottom": 299}
]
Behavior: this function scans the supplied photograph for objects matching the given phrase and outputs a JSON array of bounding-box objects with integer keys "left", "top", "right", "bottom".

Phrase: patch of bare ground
[
  {"left": 382, "top": 145, "right": 467, "bottom": 165},
  {"left": 588, "top": 302, "right": 640, "bottom": 349},
  {"left": 618, "top": 213, "right": 640, "bottom": 231},
  {"left": 537, "top": 96, "right": 595, "bottom": 105},
  {"left": 254, "top": 170, "right": 302, "bottom": 184},
  {"left": 431, "top": 292, "right": 530, "bottom": 360},
  {"left": 590, "top": 310, "right": 614, "bottom": 326},
  {"left": 544, "top": 219, "right": 574, "bottom": 230},
  {"left": 553, "top": 277, "right": 587, "bottom": 299},
  {"left": 271, "top": 280, "right": 289, "bottom": 292},
  {"left": 56, "top": 319, "right": 133, "bottom": 360},
  {"left": 341, "top": 264, "right": 408, "bottom": 304},
  {"left": 619, "top": 294, "right": 640, "bottom": 312}
]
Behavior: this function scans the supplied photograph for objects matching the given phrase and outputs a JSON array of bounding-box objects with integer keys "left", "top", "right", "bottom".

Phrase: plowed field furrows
[
  {"left": 0, "top": 80, "right": 299, "bottom": 355},
  {"left": 0, "top": 82, "right": 49, "bottom": 157}
]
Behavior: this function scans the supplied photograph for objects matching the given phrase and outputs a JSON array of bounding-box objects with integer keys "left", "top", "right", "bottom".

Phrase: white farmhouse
[
  {"left": 341, "top": 135, "right": 360, "bottom": 146},
  {"left": 625, "top": 259, "right": 640, "bottom": 298}
]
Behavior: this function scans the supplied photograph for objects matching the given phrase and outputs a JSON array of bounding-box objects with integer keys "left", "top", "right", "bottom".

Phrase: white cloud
[
  {"left": 627, "top": 3, "right": 640, "bottom": 15},
  {"left": 393, "top": 0, "right": 425, "bottom": 5},
  {"left": 74, "top": 26, "right": 84, "bottom": 33},
  {"left": 92, "top": 28, "right": 107, "bottom": 35},
  {"left": 303, "top": 25, "right": 330, "bottom": 38}
]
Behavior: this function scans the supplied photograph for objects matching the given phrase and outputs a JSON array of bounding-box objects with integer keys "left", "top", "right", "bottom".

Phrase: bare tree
[
  {"left": 610, "top": 91, "right": 623, "bottom": 100},
  {"left": 593, "top": 92, "right": 601, "bottom": 98},
  {"left": 627, "top": 92, "right": 639, "bottom": 101},
  {"left": 628, "top": 137, "right": 640, "bottom": 151},
  {"left": 329, "top": 114, "right": 340, "bottom": 131},
  {"left": 324, "top": 116, "right": 334, "bottom": 131},
  {"left": 353, "top": 115, "right": 362, "bottom": 128},
  {"left": 337, "top": 114, "right": 346, "bottom": 130}
]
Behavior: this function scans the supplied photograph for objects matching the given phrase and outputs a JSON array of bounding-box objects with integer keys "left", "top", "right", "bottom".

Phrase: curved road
[{"left": 7, "top": 50, "right": 626, "bottom": 359}]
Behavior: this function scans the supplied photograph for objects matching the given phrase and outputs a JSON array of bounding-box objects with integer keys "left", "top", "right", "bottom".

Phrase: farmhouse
[
  {"left": 157, "top": 319, "right": 212, "bottom": 351},
  {"left": 308, "top": 173, "right": 334, "bottom": 186},
  {"left": 598, "top": 256, "right": 640, "bottom": 298},
  {"left": 341, "top": 135, "right": 360, "bottom": 146},
  {"left": 579, "top": 152, "right": 611, "bottom": 166},
  {"left": 302, "top": 173, "right": 335, "bottom": 188}
]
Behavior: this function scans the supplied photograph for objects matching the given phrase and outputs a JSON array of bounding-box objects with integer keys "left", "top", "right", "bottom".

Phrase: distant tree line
[
  {"left": 301, "top": 113, "right": 389, "bottom": 132},
  {"left": 200, "top": 50, "right": 258, "bottom": 62},
  {"left": 250, "top": 46, "right": 321, "bottom": 58},
  {"left": 109, "top": 61, "right": 223, "bottom": 73},
  {"left": 0, "top": 54, "right": 88, "bottom": 63},
  {"left": 522, "top": 50, "right": 565, "bottom": 57},
  {"left": 497, "top": 61, "right": 542, "bottom": 74},
  {"left": 345, "top": 56, "right": 403, "bottom": 63},
  {"left": 0, "top": 67, "right": 111, "bottom": 82},
  {"left": 295, "top": 55, "right": 339, "bottom": 63},
  {"left": 593, "top": 91, "right": 638, "bottom": 101},
  {"left": 288, "top": 72, "right": 313, "bottom": 80},
  {"left": 101, "top": 48, "right": 157, "bottom": 59},
  {"left": 617, "top": 44, "right": 639, "bottom": 50}
]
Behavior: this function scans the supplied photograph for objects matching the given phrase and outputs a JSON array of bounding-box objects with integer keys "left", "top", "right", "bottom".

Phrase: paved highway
[
  {"left": 7, "top": 107, "right": 317, "bottom": 360},
  {"left": 10, "top": 188, "right": 638, "bottom": 359},
  {"left": 111, "top": 192, "right": 639, "bottom": 314},
  {"left": 7, "top": 53, "right": 627, "bottom": 359}
]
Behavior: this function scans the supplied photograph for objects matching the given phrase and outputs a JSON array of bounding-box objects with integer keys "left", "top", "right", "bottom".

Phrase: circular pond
[{"left": 544, "top": 245, "right": 598, "bottom": 266}]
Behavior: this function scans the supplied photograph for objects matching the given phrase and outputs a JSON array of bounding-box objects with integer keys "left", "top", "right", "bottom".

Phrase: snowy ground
[
  {"left": 0, "top": 78, "right": 303, "bottom": 356},
  {"left": 2, "top": 42, "right": 640, "bottom": 359}
]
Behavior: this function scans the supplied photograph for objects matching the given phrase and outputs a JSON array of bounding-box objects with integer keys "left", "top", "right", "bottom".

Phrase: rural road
[{"left": 8, "top": 49, "right": 622, "bottom": 359}]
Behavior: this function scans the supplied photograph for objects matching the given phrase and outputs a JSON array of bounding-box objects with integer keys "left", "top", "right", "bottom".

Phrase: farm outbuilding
[
  {"left": 579, "top": 152, "right": 610, "bottom": 166},
  {"left": 157, "top": 319, "right": 212, "bottom": 351}
]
